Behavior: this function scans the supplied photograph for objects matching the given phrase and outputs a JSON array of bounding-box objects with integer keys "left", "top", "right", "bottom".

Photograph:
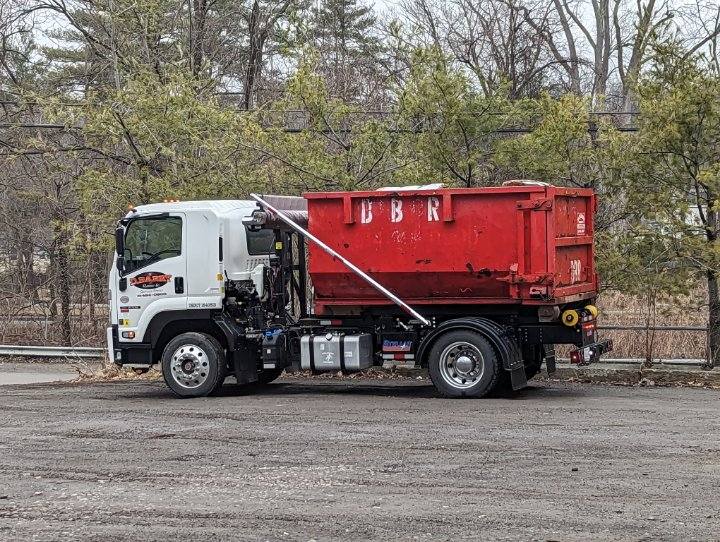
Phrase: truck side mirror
[{"left": 115, "top": 227, "right": 125, "bottom": 271}]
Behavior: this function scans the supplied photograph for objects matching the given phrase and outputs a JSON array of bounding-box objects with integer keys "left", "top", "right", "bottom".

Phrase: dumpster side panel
[{"left": 305, "top": 187, "right": 596, "bottom": 312}]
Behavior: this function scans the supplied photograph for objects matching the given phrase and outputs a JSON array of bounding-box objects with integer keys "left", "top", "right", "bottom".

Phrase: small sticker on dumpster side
[
  {"left": 382, "top": 340, "right": 413, "bottom": 352},
  {"left": 577, "top": 212, "right": 586, "bottom": 235}
]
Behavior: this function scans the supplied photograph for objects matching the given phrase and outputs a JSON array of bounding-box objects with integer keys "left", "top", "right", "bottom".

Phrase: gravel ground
[{"left": 1, "top": 377, "right": 720, "bottom": 541}]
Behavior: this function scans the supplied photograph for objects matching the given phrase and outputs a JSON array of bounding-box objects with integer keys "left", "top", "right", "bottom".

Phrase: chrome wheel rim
[
  {"left": 170, "top": 344, "right": 210, "bottom": 389},
  {"left": 439, "top": 341, "right": 484, "bottom": 389}
]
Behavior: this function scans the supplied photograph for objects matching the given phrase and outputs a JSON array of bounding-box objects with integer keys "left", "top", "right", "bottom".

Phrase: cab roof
[{"left": 128, "top": 199, "right": 258, "bottom": 217}]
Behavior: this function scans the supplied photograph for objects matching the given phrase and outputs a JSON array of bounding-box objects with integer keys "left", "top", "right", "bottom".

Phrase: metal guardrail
[
  {"left": 0, "top": 345, "right": 106, "bottom": 359},
  {"left": 599, "top": 325, "right": 707, "bottom": 332},
  {"left": 0, "top": 325, "right": 711, "bottom": 363},
  {"left": 0, "top": 345, "right": 708, "bottom": 368}
]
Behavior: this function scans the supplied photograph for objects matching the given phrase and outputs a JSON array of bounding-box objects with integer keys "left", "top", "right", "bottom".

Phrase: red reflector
[
  {"left": 393, "top": 353, "right": 404, "bottom": 360},
  {"left": 582, "top": 322, "right": 595, "bottom": 330},
  {"left": 570, "top": 350, "right": 581, "bottom": 364},
  {"left": 120, "top": 307, "right": 129, "bottom": 313}
]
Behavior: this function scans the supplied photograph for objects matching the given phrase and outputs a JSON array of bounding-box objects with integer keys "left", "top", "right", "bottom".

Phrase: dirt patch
[
  {"left": 65, "top": 361, "right": 720, "bottom": 390},
  {"left": 539, "top": 365, "right": 720, "bottom": 389}
]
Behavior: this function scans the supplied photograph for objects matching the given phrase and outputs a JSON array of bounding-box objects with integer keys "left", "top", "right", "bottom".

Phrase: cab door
[{"left": 117, "top": 213, "right": 186, "bottom": 344}]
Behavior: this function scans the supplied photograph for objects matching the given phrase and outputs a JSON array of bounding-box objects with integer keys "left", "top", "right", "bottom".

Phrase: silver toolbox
[{"left": 300, "top": 334, "right": 373, "bottom": 371}]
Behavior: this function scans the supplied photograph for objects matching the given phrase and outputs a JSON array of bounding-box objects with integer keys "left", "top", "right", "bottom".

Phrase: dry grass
[
  {"left": 70, "top": 360, "right": 162, "bottom": 383},
  {"left": 594, "top": 289, "right": 707, "bottom": 360}
]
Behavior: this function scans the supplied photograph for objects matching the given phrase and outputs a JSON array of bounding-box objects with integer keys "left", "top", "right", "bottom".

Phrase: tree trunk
[
  {"left": 708, "top": 270, "right": 720, "bottom": 368},
  {"left": 54, "top": 231, "right": 72, "bottom": 346},
  {"left": 706, "top": 199, "right": 720, "bottom": 368},
  {"left": 191, "top": 0, "right": 208, "bottom": 77},
  {"left": 243, "top": 0, "right": 262, "bottom": 110},
  {"left": 17, "top": 232, "right": 38, "bottom": 301},
  {"left": 551, "top": 0, "right": 581, "bottom": 94}
]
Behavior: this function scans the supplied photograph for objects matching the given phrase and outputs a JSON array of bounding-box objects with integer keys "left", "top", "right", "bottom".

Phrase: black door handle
[{"left": 174, "top": 276, "right": 184, "bottom": 294}]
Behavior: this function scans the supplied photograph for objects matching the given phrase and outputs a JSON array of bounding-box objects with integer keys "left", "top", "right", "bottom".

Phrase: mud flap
[
  {"left": 544, "top": 344, "right": 557, "bottom": 374},
  {"left": 213, "top": 314, "right": 260, "bottom": 385},
  {"left": 502, "top": 335, "right": 528, "bottom": 390},
  {"left": 233, "top": 343, "right": 260, "bottom": 385},
  {"left": 509, "top": 367, "right": 528, "bottom": 390}
]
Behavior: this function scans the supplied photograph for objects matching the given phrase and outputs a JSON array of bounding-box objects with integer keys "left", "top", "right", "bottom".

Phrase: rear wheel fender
[{"left": 418, "top": 318, "right": 525, "bottom": 380}]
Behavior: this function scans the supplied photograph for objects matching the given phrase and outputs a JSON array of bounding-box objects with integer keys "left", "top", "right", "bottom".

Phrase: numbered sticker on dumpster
[
  {"left": 570, "top": 259, "right": 582, "bottom": 284},
  {"left": 576, "top": 212, "right": 586, "bottom": 235}
]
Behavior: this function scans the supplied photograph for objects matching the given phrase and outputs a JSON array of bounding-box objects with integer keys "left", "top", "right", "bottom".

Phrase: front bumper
[
  {"left": 570, "top": 339, "right": 613, "bottom": 366},
  {"left": 108, "top": 325, "right": 154, "bottom": 366}
]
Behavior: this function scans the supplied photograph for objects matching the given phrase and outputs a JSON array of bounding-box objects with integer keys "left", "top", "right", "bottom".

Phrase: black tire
[
  {"left": 161, "top": 332, "right": 226, "bottom": 398},
  {"left": 427, "top": 330, "right": 500, "bottom": 398},
  {"left": 257, "top": 368, "right": 283, "bottom": 385}
]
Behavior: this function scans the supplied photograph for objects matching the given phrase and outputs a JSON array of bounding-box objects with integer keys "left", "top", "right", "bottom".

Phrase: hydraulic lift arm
[{"left": 249, "top": 193, "right": 431, "bottom": 326}]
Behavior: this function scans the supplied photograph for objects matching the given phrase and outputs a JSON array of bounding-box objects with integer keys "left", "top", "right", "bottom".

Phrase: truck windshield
[{"left": 124, "top": 216, "right": 182, "bottom": 273}]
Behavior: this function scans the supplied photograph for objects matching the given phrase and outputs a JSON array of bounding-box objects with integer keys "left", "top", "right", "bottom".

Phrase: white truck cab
[{"left": 108, "top": 200, "right": 273, "bottom": 369}]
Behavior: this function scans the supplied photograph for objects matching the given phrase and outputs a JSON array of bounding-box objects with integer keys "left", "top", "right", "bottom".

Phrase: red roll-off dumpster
[{"left": 305, "top": 185, "right": 597, "bottom": 315}]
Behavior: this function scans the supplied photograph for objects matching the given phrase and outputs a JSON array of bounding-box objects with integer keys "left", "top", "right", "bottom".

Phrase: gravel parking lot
[{"left": 1, "top": 377, "right": 719, "bottom": 541}]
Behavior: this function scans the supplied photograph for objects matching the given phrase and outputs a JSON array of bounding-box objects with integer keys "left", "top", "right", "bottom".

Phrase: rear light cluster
[
  {"left": 569, "top": 349, "right": 583, "bottom": 364},
  {"left": 570, "top": 339, "right": 613, "bottom": 365},
  {"left": 570, "top": 347, "right": 594, "bottom": 365}
]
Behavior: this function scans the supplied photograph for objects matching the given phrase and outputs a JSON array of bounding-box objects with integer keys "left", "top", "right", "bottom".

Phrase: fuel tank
[{"left": 304, "top": 184, "right": 598, "bottom": 314}]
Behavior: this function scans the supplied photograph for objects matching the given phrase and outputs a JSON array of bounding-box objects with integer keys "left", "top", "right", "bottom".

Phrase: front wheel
[
  {"left": 161, "top": 332, "right": 226, "bottom": 398},
  {"left": 427, "top": 330, "right": 500, "bottom": 398}
]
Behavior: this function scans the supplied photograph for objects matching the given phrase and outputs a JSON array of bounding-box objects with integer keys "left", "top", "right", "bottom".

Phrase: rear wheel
[
  {"left": 161, "top": 332, "right": 226, "bottom": 398},
  {"left": 427, "top": 330, "right": 500, "bottom": 398}
]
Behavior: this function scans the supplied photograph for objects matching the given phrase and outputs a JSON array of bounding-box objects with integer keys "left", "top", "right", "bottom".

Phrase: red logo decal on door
[{"left": 130, "top": 272, "right": 172, "bottom": 289}]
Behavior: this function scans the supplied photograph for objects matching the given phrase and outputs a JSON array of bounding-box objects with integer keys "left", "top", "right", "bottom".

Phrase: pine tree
[{"left": 308, "top": 0, "right": 382, "bottom": 103}]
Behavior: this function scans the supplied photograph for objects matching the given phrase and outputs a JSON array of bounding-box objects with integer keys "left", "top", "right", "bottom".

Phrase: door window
[
  {"left": 124, "top": 216, "right": 182, "bottom": 273},
  {"left": 245, "top": 227, "right": 275, "bottom": 255}
]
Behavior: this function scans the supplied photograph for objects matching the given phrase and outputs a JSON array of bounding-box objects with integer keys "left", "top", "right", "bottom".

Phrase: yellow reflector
[
  {"left": 216, "top": 273, "right": 223, "bottom": 281},
  {"left": 275, "top": 241, "right": 283, "bottom": 250},
  {"left": 561, "top": 309, "right": 579, "bottom": 327}
]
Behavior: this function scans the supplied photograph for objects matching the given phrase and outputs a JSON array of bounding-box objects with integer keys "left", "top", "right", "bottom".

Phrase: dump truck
[{"left": 107, "top": 183, "right": 612, "bottom": 398}]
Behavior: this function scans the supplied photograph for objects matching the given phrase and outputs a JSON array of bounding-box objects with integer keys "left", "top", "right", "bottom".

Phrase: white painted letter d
[{"left": 361, "top": 199, "right": 373, "bottom": 224}]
